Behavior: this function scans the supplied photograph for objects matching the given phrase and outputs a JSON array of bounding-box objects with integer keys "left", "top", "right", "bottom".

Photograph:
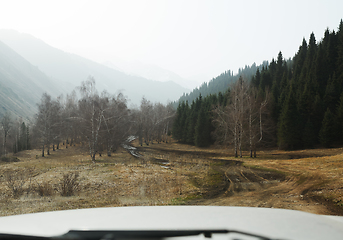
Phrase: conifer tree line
[
  {"left": 175, "top": 62, "right": 269, "bottom": 108},
  {"left": 172, "top": 76, "right": 271, "bottom": 156},
  {"left": 173, "top": 20, "right": 343, "bottom": 152},
  {"left": 254, "top": 20, "right": 343, "bottom": 149},
  {"left": 172, "top": 93, "right": 224, "bottom": 148},
  {"left": 1, "top": 77, "right": 175, "bottom": 161}
]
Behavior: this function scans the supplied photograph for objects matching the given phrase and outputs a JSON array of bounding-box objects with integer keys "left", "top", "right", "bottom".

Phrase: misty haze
[{"left": 1, "top": 2, "right": 343, "bottom": 238}]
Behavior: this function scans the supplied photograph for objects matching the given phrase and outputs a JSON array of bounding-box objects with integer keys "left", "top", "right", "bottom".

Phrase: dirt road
[{"left": 141, "top": 143, "right": 343, "bottom": 216}]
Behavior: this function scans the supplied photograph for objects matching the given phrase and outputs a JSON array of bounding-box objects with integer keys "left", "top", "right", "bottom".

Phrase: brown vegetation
[{"left": 1, "top": 141, "right": 343, "bottom": 217}]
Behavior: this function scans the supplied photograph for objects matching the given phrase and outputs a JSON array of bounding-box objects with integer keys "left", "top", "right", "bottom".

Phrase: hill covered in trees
[
  {"left": 175, "top": 61, "right": 269, "bottom": 107},
  {"left": 258, "top": 20, "right": 343, "bottom": 149},
  {"left": 173, "top": 20, "right": 343, "bottom": 152}
]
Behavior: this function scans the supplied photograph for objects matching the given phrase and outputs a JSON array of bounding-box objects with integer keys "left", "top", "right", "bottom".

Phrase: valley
[{"left": 1, "top": 141, "right": 342, "bottom": 216}]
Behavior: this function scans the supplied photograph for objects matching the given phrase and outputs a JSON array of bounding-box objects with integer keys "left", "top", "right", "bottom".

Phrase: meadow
[{"left": 1, "top": 141, "right": 343, "bottom": 216}]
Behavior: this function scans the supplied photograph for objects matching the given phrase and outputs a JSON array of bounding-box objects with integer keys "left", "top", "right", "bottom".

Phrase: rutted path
[{"left": 138, "top": 143, "right": 343, "bottom": 215}]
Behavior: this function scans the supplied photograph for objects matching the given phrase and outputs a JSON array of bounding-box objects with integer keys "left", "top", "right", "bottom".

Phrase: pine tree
[
  {"left": 335, "top": 92, "right": 343, "bottom": 141},
  {"left": 278, "top": 84, "right": 302, "bottom": 149},
  {"left": 302, "top": 119, "right": 316, "bottom": 148},
  {"left": 194, "top": 105, "right": 210, "bottom": 147},
  {"left": 185, "top": 101, "right": 196, "bottom": 144},
  {"left": 252, "top": 68, "right": 261, "bottom": 88},
  {"left": 324, "top": 73, "right": 340, "bottom": 112},
  {"left": 319, "top": 108, "right": 335, "bottom": 147},
  {"left": 173, "top": 101, "right": 189, "bottom": 141},
  {"left": 311, "top": 94, "right": 325, "bottom": 142}
]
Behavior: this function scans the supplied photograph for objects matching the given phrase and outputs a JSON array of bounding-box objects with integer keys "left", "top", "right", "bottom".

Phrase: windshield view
[{"left": 1, "top": 1, "right": 343, "bottom": 239}]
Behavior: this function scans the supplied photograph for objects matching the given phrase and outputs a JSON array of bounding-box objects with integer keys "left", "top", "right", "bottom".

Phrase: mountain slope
[
  {"left": 103, "top": 60, "right": 196, "bottom": 89},
  {"left": 0, "top": 40, "right": 64, "bottom": 119},
  {"left": 0, "top": 30, "right": 189, "bottom": 105},
  {"left": 176, "top": 62, "right": 269, "bottom": 106}
]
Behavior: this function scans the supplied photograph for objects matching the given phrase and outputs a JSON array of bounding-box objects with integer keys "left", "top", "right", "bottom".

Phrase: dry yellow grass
[
  {"left": 1, "top": 141, "right": 343, "bottom": 216},
  {"left": 0, "top": 143, "right": 200, "bottom": 216}
]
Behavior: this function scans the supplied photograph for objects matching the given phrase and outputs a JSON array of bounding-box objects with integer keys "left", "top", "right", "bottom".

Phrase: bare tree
[
  {"left": 76, "top": 77, "right": 132, "bottom": 161},
  {"left": 140, "top": 97, "right": 154, "bottom": 145},
  {"left": 1, "top": 112, "right": 12, "bottom": 157},
  {"left": 247, "top": 88, "right": 269, "bottom": 157},
  {"left": 228, "top": 76, "right": 249, "bottom": 157},
  {"left": 100, "top": 92, "right": 131, "bottom": 156},
  {"left": 213, "top": 76, "right": 269, "bottom": 157},
  {"left": 62, "top": 91, "right": 78, "bottom": 148},
  {"left": 34, "top": 93, "right": 62, "bottom": 157},
  {"left": 77, "top": 77, "right": 104, "bottom": 162},
  {"left": 134, "top": 98, "right": 175, "bottom": 146}
]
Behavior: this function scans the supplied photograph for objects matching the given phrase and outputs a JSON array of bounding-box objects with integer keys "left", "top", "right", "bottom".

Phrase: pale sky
[{"left": 0, "top": 0, "right": 342, "bottom": 85}]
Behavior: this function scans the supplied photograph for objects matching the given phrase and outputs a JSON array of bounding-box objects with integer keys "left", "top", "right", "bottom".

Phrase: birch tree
[
  {"left": 34, "top": 93, "right": 62, "bottom": 157},
  {"left": 213, "top": 76, "right": 269, "bottom": 157},
  {"left": 77, "top": 77, "right": 104, "bottom": 162},
  {"left": 101, "top": 92, "right": 131, "bottom": 156},
  {"left": 1, "top": 112, "right": 12, "bottom": 157},
  {"left": 247, "top": 88, "right": 269, "bottom": 157}
]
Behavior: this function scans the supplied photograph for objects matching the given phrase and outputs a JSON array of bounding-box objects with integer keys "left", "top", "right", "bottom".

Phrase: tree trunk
[
  {"left": 42, "top": 145, "right": 45, "bottom": 157},
  {"left": 3, "top": 136, "right": 6, "bottom": 157}
]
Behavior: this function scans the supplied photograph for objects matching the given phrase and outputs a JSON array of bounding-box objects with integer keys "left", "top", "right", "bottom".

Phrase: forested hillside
[
  {"left": 258, "top": 20, "right": 343, "bottom": 149},
  {"left": 175, "top": 62, "right": 268, "bottom": 106},
  {"left": 173, "top": 20, "right": 343, "bottom": 152}
]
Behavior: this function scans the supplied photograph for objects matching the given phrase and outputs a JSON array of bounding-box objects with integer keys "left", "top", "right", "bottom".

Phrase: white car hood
[{"left": 0, "top": 206, "right": 342, "bottom": 240}]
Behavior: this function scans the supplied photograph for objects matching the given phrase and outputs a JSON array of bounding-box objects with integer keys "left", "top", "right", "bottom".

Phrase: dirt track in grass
[{"left": 1, "top": 141, "right": 343, "bottom": 216}]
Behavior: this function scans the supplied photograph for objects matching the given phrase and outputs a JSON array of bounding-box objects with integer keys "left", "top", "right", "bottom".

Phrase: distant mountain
[
  {"left": 103, "top": 60, "right": 196, "bottom": 90},
  {"left": 0, "top": 30, "right": 189, "bottom": 106},
  {"left": 0, "top": 40, "right": 64, "bottom": 119}
]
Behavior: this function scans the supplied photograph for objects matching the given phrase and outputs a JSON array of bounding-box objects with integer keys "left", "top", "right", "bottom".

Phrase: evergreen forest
[{"left": 173, "top": 20, "right": 343, "bottom": 152}]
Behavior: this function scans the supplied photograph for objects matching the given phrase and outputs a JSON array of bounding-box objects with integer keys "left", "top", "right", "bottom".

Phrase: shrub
[
  {"left": 59, "top": 171, "right": 80, "bottom": 196},
  {"left": 35, "top": 181, "right": 54, "bottom": 196},
  {"left": 4, "top": 169, "right": 27, "bottom": 198}
]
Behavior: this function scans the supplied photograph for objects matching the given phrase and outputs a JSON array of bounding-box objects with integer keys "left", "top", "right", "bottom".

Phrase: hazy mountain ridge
[
  {"left": 0, "top": 30, "right": 189, "bottom": 106},
  {"left": 103, "top": 60, "right": 196, "bottom": 89},
  {"left": 0, "top": 39, "right": 64, "bottom": 119}
]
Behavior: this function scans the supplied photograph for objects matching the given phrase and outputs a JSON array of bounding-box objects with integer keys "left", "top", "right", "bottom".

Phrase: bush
[
  {"left": 35, "top": 181, "right": 54, "bottom": 196},
  {"left": 59, "top": 171, "right": 80, "bottom": 196},
  {"left": 4, "top": 169, "right": 27, "bottom": 198}
]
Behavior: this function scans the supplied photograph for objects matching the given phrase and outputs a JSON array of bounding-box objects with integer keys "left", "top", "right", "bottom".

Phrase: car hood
[{"left": 0, "top": 206, "right": 342, "bottom": 240}]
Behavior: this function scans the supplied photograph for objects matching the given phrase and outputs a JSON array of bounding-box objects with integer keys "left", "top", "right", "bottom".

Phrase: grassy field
[{"left": 1, "top": 141, "right": 343, "bottom": 216}]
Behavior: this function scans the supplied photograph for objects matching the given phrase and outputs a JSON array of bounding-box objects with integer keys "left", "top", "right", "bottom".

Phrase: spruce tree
[
  {"left": 302, "top": 119, "right": 316, "bottom": 148},
  {"left": 311, "top": 94, "right": 325, "bottom": 142},
  {"left": 319, "top": 108, "right": 335, "bottom": 147},
  {"left": 335, "top": 92, "right": 343, "bottom": 141},
  {"left": 278, "top": 84, "right": 302, "bottom": 149},
  {"left": 194, "top": 105, "right": 210, "bottom": 147},
  {"left": 185, "top": 101, "right": 196, "bottom": 144}
]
